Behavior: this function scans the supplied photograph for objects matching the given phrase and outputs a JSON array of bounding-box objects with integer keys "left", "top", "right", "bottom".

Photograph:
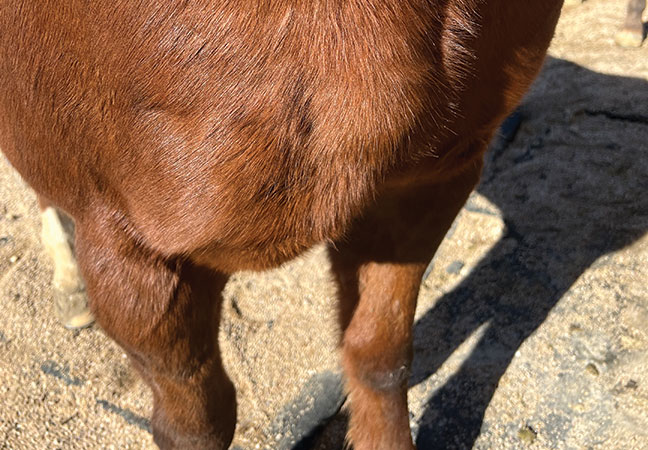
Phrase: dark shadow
[{"left": 411, "top": 57, "right": 648, "bottom": 449}]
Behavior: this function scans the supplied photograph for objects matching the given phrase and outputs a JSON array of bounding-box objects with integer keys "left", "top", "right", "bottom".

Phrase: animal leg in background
[
  {"left": 38, "top": 196, "right": 93, "bottom": 329},
  {"left": 615, "top": 0, "right": 646, "bottom": 47}
]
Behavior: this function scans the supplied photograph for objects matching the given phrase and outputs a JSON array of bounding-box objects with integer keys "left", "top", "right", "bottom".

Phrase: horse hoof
[
  {"left": 54, "top": 289, "right": 94, "bottom": 329},
  {"left": 615, "top": 29, "right": 645, "bottom": 48}
]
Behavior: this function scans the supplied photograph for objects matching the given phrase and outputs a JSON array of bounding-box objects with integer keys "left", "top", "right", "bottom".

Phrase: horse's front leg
[
  {"left": 330, "top": 159, "right": 483, "bottom": 450},
  {"left": 74, "top": 212, "right": 236, "bottom": 449}
]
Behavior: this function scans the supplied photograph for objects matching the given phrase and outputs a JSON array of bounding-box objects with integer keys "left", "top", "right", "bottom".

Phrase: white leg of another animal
[{"left": 41, "top": 207, "right": 93, "bottom": 329}]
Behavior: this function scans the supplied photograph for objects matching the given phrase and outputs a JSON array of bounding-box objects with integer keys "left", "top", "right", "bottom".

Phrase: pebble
[
  {"left": 517, "top": 425, "right": 537, "bottom": 444},
  {"left": 585, "top": 363, "right": 599, "bottom": 376},
  {"left": 446, "top": 260, "right": 465, "bottom": 274}
]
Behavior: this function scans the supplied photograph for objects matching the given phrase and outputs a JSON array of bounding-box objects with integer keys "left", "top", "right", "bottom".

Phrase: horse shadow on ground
[{"left": 410, "top": 57, "right": 648, "bottom": 449}]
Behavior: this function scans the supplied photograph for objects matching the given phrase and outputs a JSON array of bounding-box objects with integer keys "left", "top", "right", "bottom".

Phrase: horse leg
[
  {"left": 615, "top": 0, "right": 646, "bottom": 47},
  {"left": 74, "top": 212, "right": 236, "bottom": 449},
  {"left": 329, "top": 157, "right": 483, "bottom": 450}
]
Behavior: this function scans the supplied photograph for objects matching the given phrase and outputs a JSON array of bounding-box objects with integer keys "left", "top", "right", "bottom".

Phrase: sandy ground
[{"left": 1, "top": 1, "right": 647, "bottom": 449}]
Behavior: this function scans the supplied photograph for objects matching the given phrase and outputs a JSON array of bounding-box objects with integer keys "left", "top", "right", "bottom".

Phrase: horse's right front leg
[{"left": 74, "top": 214, "right": 236, "bottom": 449}]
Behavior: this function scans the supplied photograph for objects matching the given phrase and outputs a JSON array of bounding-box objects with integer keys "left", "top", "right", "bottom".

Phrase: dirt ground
[{"left": 1, "top": 1, "right": 647, "bottom": 449}]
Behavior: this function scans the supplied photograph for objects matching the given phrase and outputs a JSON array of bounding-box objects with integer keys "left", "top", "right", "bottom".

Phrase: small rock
[
  {"left": 446, "top": 260, "right": 465, "bottom": 275},
  {"left": 585, "top": 363, "right": 599, "bottom": 376},
  {"left": 518, "top": 425, "right": 537, "bottom": 444},
  {"left": 625, "top": 379, "right": 638, "bottom": 390},
  {"left": 9, "top": 255, "right": 19, "bottom": 264},
  {"left": 569, "top": 323, "right": 582, "bottom": 334}
]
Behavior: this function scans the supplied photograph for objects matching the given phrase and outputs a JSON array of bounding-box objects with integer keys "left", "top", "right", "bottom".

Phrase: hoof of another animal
[
  {"left": 54, "top": 289, "right": 94, "bottom": 330},
  {"left": 614, "top": 29, "right": 645, "bottom": 48}
]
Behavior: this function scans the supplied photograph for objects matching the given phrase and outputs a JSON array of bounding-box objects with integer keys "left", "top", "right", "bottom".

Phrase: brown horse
[{"left": 0, "top": 1, "right": 563, "bottom": 449}]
